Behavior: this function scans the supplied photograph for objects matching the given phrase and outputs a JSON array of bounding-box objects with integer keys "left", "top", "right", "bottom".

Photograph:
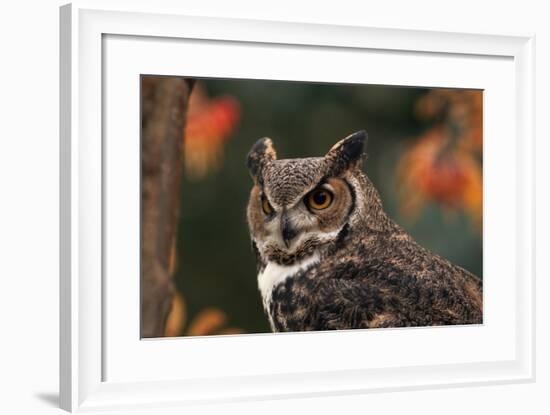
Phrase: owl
[{"left": 246, "top": 131, "right": 483, "bottom": 332}]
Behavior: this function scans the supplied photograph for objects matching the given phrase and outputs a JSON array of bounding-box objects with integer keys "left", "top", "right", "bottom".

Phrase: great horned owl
[{"left": 246, "top": 131, "right": 482, "bottom": 332}]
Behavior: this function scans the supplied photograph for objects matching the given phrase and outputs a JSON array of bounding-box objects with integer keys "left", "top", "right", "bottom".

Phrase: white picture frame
[{"left": 60, "top": 1, "right": 535, "bottom": 412}]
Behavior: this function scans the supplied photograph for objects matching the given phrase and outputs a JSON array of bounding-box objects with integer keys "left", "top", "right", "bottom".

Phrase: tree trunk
[{"left": 140, "top": 76, "right": 194, "bottom": 338}]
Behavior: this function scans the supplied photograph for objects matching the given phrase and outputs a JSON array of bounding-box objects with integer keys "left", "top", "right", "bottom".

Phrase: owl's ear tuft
[
  {"left": 325, "top": 130, "right": 368, "bottom": 175},
  {"left": 247, "top": 137, "right": 277, "bottom": 181}
]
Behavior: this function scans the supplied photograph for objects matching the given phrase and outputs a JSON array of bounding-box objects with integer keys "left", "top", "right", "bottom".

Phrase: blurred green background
[{"left": 172, "top": 78, "right": 483, "bottom": 336}]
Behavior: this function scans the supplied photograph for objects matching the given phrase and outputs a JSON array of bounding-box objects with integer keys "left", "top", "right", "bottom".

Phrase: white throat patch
[{"left": 257, "top": 254, "right": 320, "bottom": 326}]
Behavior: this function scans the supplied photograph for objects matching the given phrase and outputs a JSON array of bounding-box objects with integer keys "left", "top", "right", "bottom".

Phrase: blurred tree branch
[{"left": 141, "top": 76, "right": 194, "bottom": 338}]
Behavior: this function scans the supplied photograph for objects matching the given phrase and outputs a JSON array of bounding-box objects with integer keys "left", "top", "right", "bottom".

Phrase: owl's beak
[{"left": 281, "top": 215, "right": 298, "bottom": 248}]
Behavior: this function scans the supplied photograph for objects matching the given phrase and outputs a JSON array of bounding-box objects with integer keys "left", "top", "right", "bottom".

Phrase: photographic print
[{"left": 140, "top": 76, "right": 483, "bottom": 338}]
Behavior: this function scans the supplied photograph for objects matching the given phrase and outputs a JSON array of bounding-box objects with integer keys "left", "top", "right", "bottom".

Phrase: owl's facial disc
[{"left": 250, "top": 177, "right": 353, "bottom": 261}]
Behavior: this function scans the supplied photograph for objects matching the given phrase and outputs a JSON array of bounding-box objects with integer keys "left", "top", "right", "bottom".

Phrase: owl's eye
[
  {"left": 306, "top": 188, "right": 333, "bottom": 210},
  {"left": 261, "top": 194, "right": 274, "bottom": 215}
]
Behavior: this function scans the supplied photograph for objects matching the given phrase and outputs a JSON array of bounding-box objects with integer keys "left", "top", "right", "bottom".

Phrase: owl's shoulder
[
  {"left": 321, "top": 231, "right": 479, "bottom": 285},
  {"left": 279, "top": 233, "right": 482, "bottom": 328}
]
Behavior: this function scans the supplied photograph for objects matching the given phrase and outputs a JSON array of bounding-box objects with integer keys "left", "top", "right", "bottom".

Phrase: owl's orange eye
[
  {"left": 306, "top": 189, "right": 333, "bottom": 210},
  {"left": 261, "top": 194, "right": 274, "bottom": 215}
]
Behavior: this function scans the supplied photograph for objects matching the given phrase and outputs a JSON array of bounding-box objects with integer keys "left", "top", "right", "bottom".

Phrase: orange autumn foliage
[
  {"left": 415, "top": 89, "right": 482, "bottom": 152},
  {"left": 164, "top": 292, "right": 243, "bottom": 337},
  {"left": 183, "top": 84, "right": 240, "bottom": 180},
  {"left": 397, "top": 89, "right": 483, "bottom": 228}
]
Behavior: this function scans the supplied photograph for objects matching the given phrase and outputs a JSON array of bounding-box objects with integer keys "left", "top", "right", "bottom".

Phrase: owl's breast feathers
[{"left": 265, "top": 232, "right": 483, "bottom": 332}]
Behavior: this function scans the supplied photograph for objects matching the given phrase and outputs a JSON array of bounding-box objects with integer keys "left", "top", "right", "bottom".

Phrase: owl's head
[{"left": 247, "top": 131, "right": 381, "bottom": 265}]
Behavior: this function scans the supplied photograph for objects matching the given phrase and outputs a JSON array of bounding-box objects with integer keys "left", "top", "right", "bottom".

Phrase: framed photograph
[{"left": 60, "top": 2, "right": 535, "bottom": 412}]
